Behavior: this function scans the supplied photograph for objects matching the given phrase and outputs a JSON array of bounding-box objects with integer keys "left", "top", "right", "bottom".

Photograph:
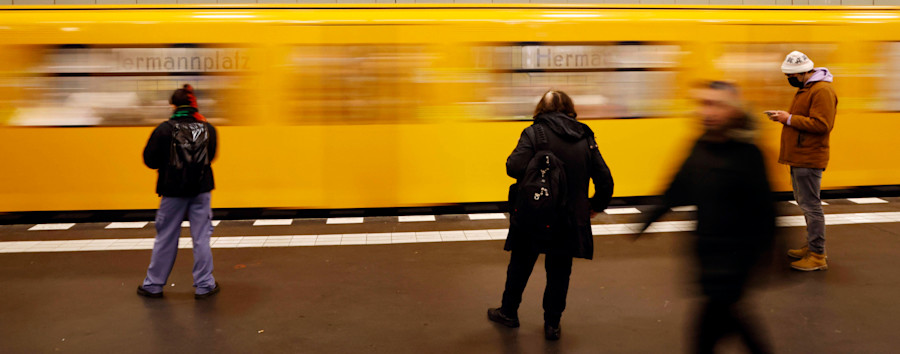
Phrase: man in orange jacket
[{"left": 766, "top": 51, "right": 838, "bottom": 271}]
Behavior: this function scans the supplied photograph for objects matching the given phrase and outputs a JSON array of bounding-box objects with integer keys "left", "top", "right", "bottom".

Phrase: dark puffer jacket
[
  {"left": 143, "top": 107, "right": 217, "bottom": 197},
  {"left": 505, "top": 112, "right": 614, "bottom": 259}
]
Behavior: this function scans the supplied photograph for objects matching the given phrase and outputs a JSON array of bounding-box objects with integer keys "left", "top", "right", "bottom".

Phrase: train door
[{"left": 265, "top": 22, "right": 448, "bottom": 208}]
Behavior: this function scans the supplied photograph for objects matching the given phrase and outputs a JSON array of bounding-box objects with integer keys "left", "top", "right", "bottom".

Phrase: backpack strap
[{"left": 534, "top": 124, "right": 550, "bottom": 152}]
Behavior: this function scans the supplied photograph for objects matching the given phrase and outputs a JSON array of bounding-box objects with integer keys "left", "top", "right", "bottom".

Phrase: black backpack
[
  {"left": 509, "top": 124, "right": 569, "bottom": 239},
  {"left": 167, "top": 120, "right": 210, "bottom": 188}
]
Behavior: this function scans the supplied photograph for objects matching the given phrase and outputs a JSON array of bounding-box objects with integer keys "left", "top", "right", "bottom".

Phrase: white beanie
[{"left": 781, "top": 51, "right": 814, "bottom": 74}]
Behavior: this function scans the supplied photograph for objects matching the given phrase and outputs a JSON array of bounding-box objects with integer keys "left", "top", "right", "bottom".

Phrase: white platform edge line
[
  {"left": 252, "top": 219, "right": 293, "bottom": 226},
  {"left": 789, "top": 201, "right": 829, "bottom": 206},
  {"left": 604, "top": 208, "right": 642, "bottom": 215},
  {"left": 467, "top": 213, "right": 507, "bottom": 220},
  {"left": 326, "top": 217, "right": 365, "bottom": 224},
  {"left": 4, "top": 211, "right": 900, "bottom": 254},
  {"left": 105, "top": 222, "right": 149, "bottom": 229},
  {"left": 398, "top": 215, "right": 436, "bottom": 222},
  {"left": 847, "top": 198, "right": 889, "bottom": 204},
  {"left": 28, "top": 223, "right": 76, "bottom": 231}
]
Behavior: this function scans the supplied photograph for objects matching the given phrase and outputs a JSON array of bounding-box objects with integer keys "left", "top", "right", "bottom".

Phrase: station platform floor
[{"left": 2, "top": 197, "right": 900, "bottom": 353}]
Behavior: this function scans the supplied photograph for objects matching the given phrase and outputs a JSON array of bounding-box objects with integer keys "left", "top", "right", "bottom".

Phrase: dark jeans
[
  {"left": 790, "top": 167, "right": 826, "bottom": 254},
  {"left": 500, "top": 249, "right": 573, "bottom": 326}
]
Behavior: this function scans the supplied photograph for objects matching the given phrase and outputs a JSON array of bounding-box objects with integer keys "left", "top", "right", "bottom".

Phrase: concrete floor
[{"left": 2, "top": 201, "right": 900, "bottom": 353}]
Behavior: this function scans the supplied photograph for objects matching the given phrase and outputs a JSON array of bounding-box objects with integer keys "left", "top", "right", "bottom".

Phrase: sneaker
[
  {"left": 136, "top": 286, "right": 163, "bottom": 298},
  {"left": 195, "top": 282, "right": 220, "bottom": 299},
  {"left": 544, "top": 323, "right": 561, "bottom": 340},
  {"left": 487, "top": 307, "right": 520, "bottom": 328},
  {"left": 788, "top": 245, "right": 827, "bottom": 259},
  {"left": 791, "top": 252, "right": 828, "bottom": 271}
]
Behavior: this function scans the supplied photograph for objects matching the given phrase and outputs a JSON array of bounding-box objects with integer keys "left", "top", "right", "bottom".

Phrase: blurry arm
[
  {"left": 638, "top": 156, "right": 693, "bottom": 235},
  {"left": 588, "top": 136, "right": 614, "bottom": 213},
  {"left": 748, "top": 148, "right": 777, "bottom": 245},
  {"left": 142, "top": 125, "right": 165, "bottom": 170},
  {"left": 788, "top": 90, "right": 836, "bottom": 134},
  {"left": 506, "top": 128, "right": 534, "bottom": 179}
]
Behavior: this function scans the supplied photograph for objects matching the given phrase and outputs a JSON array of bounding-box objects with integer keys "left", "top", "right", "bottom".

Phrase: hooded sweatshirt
[{"left": 805, "top": 67, "right": 834, "bottom": 85}]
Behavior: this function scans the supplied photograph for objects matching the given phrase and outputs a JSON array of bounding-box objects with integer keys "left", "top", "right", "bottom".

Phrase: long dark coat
[
  {"left": 642, "top": 135, "right": 776, "bottom": 300},
  {"left": 505, "top": 112, "right": 614, "bottom": 259}
]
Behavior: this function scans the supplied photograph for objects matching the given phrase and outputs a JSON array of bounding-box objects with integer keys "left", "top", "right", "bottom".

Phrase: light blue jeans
[
  {"left": 142, "top": 192, "right": 216, "bottom": 294},
  {"left": 790, "top": 167, "right": 825, "bottom": 254}
]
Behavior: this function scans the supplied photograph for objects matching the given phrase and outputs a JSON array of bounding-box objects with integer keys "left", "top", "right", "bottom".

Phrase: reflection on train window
[
  {"left": 472, "top": 44, "right": 684, "bottom": 119},
  {"left": 9, "top": 46, "right": 253, "bottom": 126},
  {"left": 880, "top": 42, "right": 900, "bottom": 112},
  {"left": 284, "top": 45, "right": 435, "bottom": 124},
  {"left": 714, "top": 43, "right": 838, "bottom": 111}
]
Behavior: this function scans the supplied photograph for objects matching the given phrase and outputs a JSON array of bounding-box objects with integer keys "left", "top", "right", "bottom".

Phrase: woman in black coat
[
  {"left": 488, "top": 90, "right": 614, "bottom": 340},
  {"left": 639, "top": 81, "right": 775, "bottom": 354}
]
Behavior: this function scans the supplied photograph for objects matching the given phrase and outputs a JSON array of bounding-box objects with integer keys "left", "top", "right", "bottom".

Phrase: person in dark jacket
[
  {"left": 639, "top": 81, "right": 774, "bottom": 354},
  {"left": 137, "top": 84, "right": 220, "bottom": 300},
  {"left": 488, "top": 90, "right": 614, "bottom": 340}
]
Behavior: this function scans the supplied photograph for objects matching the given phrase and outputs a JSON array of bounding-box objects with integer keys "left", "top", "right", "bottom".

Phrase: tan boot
[
  {"left": 791, "top": 252, "right": 828, "bottom": 271},
  {"left": 787, "top": 245, "right": 808, "bottom": 259}
]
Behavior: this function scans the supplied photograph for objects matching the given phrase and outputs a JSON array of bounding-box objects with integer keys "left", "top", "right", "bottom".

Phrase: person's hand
[
  {"left": 765, "top": 110, "right": 790, "bottom": 124},
  {"left": 590, "top": 210, "right": 599, "bottom": 218}
]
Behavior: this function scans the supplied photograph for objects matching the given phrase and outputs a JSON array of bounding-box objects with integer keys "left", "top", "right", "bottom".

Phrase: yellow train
[{"left": 1, "top": 4, "right": 899, "bottom": 212}]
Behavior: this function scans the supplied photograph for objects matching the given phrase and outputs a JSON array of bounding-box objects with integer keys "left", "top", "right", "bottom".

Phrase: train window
[
  {"left": 714, "top": 43, "right": 839, "bottom": 111},
  {"left": 7, "top": 46, "right": 254, "bottom": 126},
  {"left": 879, "top": 42, "right": 900, "bottom": 112},
  {"left": 283, "top": 45, "right": 436, "bottom": 125},
  {"left": 470, "top": 43, "right": 684, "bottom": 120}
]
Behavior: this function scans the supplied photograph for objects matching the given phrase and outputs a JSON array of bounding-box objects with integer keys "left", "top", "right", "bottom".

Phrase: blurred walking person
[
  {"left": 488, "top": 90, "right": 614, "bottom": 340},
  {"left": 639, "top": 81, "right": 775, "bottom": 353},
  {"left": 765, "top": 51, "right": 837, "bottom": 271},
  {"left": 137, "top": 84, "right": 220, "bottom": 299}
]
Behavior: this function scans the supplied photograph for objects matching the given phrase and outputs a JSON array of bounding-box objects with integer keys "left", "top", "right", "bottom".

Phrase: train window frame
[
  {"left": 279, "top": 43, "right": 441, "bottom": 126},
  {"left": 713, "top": 42, "right": 840, "bottom": 113},
  {"left": 878, "top": 42, "right": 900, "bottom": 112},
  {"left": 468, "top": 41, "right": 686, "bottom": 121},
  {"left": 6, "top": 43, "right": 257, "bottom": 127}
]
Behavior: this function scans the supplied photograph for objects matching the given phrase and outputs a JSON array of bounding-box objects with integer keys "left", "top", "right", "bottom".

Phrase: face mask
[{"left": 788, "top": 76, "right": 804, "bottom": 88}]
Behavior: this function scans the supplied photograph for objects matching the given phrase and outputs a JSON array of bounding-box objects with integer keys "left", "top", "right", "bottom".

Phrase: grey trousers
[
  {"left": 790, "top": 167, "right": 826, "bottom": 254},
  {"left": 141, "top": 192, "right": 217, "bottom": 294}
]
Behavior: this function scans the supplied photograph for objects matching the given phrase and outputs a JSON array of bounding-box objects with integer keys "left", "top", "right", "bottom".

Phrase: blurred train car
[{"left": 1, "top": 5, "right": 899, "bottom": 212}]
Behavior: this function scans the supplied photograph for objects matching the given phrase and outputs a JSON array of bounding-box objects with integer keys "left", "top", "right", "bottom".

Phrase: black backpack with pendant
[{"left": 508, "top": 124, "right": 569, "bottom": 240}]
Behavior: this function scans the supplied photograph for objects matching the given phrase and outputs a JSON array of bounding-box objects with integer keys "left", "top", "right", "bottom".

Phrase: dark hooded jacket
[
  {"left": 143, "top": 107, "right": 217, "bottom": 197},
  {"left": 505, "top": 112, "right": 614, "bottom": 259},
  {"left": 641, "top": 123, "right": 776, "bottom": 299}
]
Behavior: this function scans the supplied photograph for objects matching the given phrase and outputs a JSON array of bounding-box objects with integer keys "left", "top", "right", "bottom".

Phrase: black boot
[
  {"left": 136, "top": 286, "right": 163, "bottom": 298},
  {"left": 487, "top": 307, "right": 520, "bottom": 328},
  {"left": 194, "top": 282, "right": 220, "bottom": 299},
  {"left": 544, "top": 322, "right": 561, "bottom": 340}
]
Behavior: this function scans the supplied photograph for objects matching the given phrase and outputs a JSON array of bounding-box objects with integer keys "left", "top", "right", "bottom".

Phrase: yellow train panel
[{"left": 0, "top": 5, "right": 899, "bottom": 212}]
